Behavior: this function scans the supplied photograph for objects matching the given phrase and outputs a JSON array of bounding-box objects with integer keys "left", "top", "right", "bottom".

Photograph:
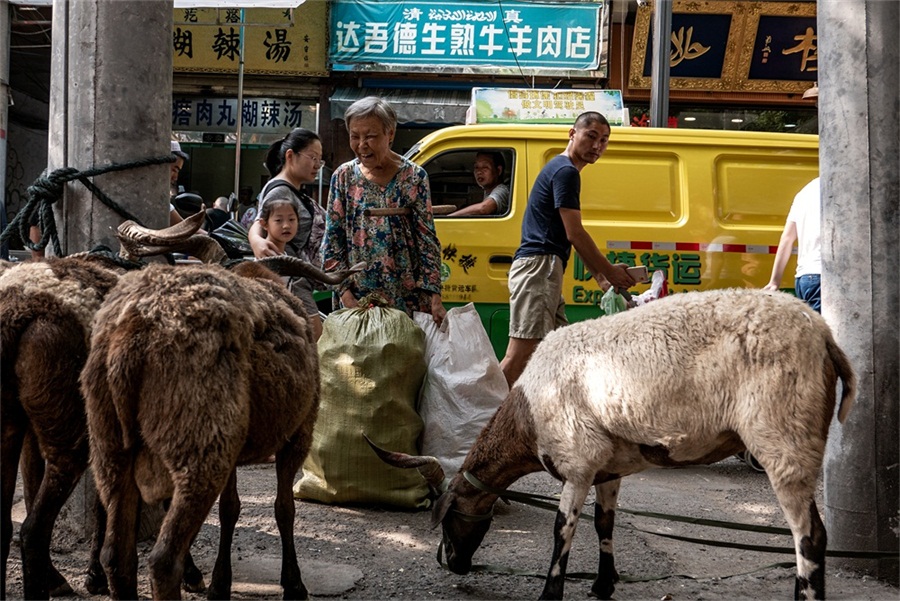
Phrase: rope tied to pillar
[{"left": 0, "top": 154, "right": 176, "bottom": 258}]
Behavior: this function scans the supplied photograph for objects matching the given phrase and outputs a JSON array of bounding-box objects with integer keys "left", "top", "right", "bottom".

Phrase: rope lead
[{"left": 1, "top": 154, "right": 176, "bottom": 258}]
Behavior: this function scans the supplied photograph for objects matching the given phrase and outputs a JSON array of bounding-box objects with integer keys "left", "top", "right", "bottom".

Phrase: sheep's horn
[
  {"left": 117, "top": 233, "right": 227, "bottom": 264},
  {"left": 117, "top": 208, "right": 206, "bottom": 245},
  {"left": 258, "top": 257, "right": 365, "bottom": 285},
  {"left": 364, "top": 435, "right": 446, "bottom": 489}
]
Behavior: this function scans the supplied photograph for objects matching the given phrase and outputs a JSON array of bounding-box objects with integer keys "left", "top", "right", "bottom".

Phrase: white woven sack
[{"left": 414, "top": 303, "right": 508, "bottom": 475}]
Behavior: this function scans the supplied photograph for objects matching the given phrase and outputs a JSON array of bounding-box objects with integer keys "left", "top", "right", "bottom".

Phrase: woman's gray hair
[{"left": 344, "top": 96, "right": 397, "bottom": 133}]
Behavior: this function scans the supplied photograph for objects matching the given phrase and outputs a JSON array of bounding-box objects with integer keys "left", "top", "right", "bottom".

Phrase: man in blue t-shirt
[{"left": 500, "top": 111, "right": 635, "bottom": 386}]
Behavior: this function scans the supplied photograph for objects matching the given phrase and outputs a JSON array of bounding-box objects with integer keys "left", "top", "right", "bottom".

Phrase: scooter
[{"left": 173, "top": 192, "right": 253, "bottom": 259}]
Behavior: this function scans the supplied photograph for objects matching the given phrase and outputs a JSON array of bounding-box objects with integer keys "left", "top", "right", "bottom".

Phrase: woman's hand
[
  {"left": 341, "top": 290, "right": 360, "bottom": 309},
  {"left": 431, "top": 294, "right": 447, "bottom": 326},
  {"left": 249, "top": 221, "right": 280, "bottom": 258}
]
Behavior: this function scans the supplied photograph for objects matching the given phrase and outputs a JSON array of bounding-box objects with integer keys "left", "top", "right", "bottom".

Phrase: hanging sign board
[
  {"left": 172, "top": 5, "right": 327, "bottom": 75},
  {"left": 471, "top": 88, "right": 625, "bottom": 126},
  {"left": 329, "top": 0, "right": 609, "bottom": 78},
  {"left": 629, "top": 0, "right": 816, "bottom": 94},
  {"left": 172, "top": 97, "right": 317, "bottom": 134}
]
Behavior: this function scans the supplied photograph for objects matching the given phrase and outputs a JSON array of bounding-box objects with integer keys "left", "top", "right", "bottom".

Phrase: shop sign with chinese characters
[
  {"left": 330, "top": 0, "right": 609, "bottom": 78},
  {"left": 629, "top": 0, "right": 816, "bottom": 94},
  {"left": 172, "top": 97, "right": 316, "bottom": 134},
  {"left": 471, "top": 88, "right": 625, "bottom": 125},
  {"left": 173, "top": 5, "right": 327, "bottom": 75}
]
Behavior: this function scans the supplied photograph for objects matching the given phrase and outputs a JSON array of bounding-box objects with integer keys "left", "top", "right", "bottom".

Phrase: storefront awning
[{"left": 329, "top": 88, "right": 471, "bottom": 125}]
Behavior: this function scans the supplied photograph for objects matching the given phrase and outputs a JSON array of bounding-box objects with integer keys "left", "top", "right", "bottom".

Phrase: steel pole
[{"left": 649, "top": 0, "right": 671, "bottom": 128}]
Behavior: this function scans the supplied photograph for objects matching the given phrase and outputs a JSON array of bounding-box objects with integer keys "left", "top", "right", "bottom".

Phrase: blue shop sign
[
  {"left": 172, "top": 97, "right": 316, "bottom": 134},
  {"left": 330, "top": 0, "right": 605, "bottom": 72}
]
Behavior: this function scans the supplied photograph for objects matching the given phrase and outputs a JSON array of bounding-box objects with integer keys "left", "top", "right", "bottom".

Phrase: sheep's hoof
[
  {"left": 183, "top": 577, "right": 206, "bottom": 594},
  {"left": 48, "top": 567, "right": 74, "bottom": 597},
  {"left": 84, "top": 575, "right": 109, "bottom": 596},
  {"left": 84, "top": 565, "right": 109, "bottom": 595},
  {"left": 182, "top": 568, "right": 206, "bottom": 593},
  {"left": 590, "top": 579, "right": 616, "bottom": 600},
  {"left": 283, "top": 583, "right": 309, "bottom": 600},
  {"left": 207, "top": 582, "right": 232, "bottom": 601}
]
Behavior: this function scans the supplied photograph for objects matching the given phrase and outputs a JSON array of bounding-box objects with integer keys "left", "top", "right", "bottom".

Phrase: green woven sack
[{"left": 294, "top": 299, "right": 429, "bottom": 509}]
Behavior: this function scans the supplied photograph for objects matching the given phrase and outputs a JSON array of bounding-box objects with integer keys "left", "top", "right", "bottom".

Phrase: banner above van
[
  {"left": 330, "top": 88, "right": 471, "bottom": 125},
  {"left": 471, "top": 88, "right": 626, "bottom": 126}
]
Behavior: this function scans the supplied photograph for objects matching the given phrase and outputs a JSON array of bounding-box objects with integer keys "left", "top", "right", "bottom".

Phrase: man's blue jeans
[{"left": 795, "top": 274, "right": 821, "bottom": 313}]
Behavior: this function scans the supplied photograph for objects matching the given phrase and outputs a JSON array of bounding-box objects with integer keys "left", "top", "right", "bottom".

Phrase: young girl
[
  {"left": 257, "top": 196, "right": 300, "bottom": 256},
  {"left": 249, "top": 128, "right": 327, "bottom": 339}
]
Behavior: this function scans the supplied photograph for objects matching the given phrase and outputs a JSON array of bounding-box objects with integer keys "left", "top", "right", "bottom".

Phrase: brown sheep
[
  {"left": 80, "top": 257, "right": 357, "bottom": 600},
  {"left": 1, "top": 255, "right": 122, "bottom": 599},
  {"left": 375, "top": 288, "right": 856, "bottom": 600},
  {"left": 1, "top": 210, "right": 211, "bottom": 599}
]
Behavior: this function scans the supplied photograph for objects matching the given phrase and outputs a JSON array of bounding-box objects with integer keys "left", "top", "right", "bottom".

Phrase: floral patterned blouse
[{"left": 323, "top": 157, "right": 443, "bottom": 315}]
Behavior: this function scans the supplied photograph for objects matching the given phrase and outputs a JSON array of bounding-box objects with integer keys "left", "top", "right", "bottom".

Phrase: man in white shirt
[{"left": 764, "top": 176, "right": 821, "bottom": 311}]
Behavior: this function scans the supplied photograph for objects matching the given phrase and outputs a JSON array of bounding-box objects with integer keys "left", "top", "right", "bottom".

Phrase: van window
[
  {"left": 715, "top": 155, "right": 817, "bottom": 227},
  {"left": 420, "top": 149, "right": 514, "bottom": 217},
  {"left": 581, "top": 149, "right": 683, "bottom": 223}
]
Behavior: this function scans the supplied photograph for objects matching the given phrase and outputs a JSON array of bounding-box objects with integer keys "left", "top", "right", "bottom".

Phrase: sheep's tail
[
  {"left": 826, "top": 335, "right": 857, "bottom": 423},
  {"left": 102, "top": 318, "right": 146, "bottom": 451},
  {"left": 0, "top": 306, "right": 27, "bottom": 365}
]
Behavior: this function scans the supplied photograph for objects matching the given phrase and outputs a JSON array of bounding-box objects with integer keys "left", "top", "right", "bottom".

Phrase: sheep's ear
[{"left": 431, "top": 491, "right": 456, "bottom": 529}]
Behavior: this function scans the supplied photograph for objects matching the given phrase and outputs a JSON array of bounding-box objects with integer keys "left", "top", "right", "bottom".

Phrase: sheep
[
  {"left": 0, "top": 211, "right": 214, "bottom": 599},
  {"left": 80, "top": 252, "right": 361, "bottom": 600},
  {"left": 373, "top": 288, "right": 856, "bottom": 601},
  {"left": 0, "top": 253, "right": 123, "bottom": 599}
]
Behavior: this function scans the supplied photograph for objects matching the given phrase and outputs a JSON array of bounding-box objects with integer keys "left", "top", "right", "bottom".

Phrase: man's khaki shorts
[{"left": 507, "top": 254, "right": 568, "bottom": 340}]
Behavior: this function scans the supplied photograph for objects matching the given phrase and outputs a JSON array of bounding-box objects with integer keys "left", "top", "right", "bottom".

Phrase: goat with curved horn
[
  {"left": 117, "top": 233, "right": 227, "bottom": 264},
  {"left": 364, "top": 435, "right": 446, "bottom": 491},
  {"left": 116, "top": 208, "right": 205, "bottom": 245},
  {"left": 258, "top": 257, "right": 367, "bottom": 286}
]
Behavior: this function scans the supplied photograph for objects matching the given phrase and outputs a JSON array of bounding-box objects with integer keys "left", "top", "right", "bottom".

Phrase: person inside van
[
  {"left": 500, "top": 111, "right": 635, "bottom": 386},
  {"left": 450, "top": 151, "right": 510, "bottom": 216}
]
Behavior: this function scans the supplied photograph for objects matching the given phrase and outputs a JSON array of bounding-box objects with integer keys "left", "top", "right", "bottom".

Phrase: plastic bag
[
  {"left": 633, "top": 269, "right": 669, "bottom": 306},
  {"left": 414, "top": 304, "right": 508, "bottom": 475},
  {"left": 600, "top": 286, "right": 628, "bottom": 316},
  {"left": 294, "top": 297, "right": 429, "bottom": 509}
]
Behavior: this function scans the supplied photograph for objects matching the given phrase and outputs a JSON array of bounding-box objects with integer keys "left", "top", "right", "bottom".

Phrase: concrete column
[
  {"left": 50, "top": 0, "right": 171, "bottom": 254},
  {"left": 1, "top": 0, "right": 9, "bottom": 243},
  {"left": 819, "top": 0, "right": 899, "bottom": 585},
  {"left": 49, "top": 0, "right": 172, "bottom": 535}
]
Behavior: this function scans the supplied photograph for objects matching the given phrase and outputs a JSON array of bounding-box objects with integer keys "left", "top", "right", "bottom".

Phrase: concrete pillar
[
  {"left": 50, "top": 0, "right": 171, "bottom": 254},
  {"left": 819, "top": 0, "right": 899, "bottom": 585},
  {"left": 49, "top": 0, "right": 172, "bottom": 535},
  {"left": 1, "top": 0, "right": 9, "bottom": 258}
]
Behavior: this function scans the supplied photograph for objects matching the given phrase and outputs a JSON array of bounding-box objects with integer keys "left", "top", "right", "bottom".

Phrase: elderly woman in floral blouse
[{"left": 323, "top": 96, "right": 447, "bottom": 325}]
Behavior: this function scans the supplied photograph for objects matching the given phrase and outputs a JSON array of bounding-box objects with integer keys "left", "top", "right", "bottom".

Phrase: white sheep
[{"left": 375, "top": 288, "right": 855, "bottom": 600}]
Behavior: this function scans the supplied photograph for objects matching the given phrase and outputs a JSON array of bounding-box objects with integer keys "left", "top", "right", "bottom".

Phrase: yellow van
[{"left": 404, "top": 124, "right": 819, "bottom": 355}]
